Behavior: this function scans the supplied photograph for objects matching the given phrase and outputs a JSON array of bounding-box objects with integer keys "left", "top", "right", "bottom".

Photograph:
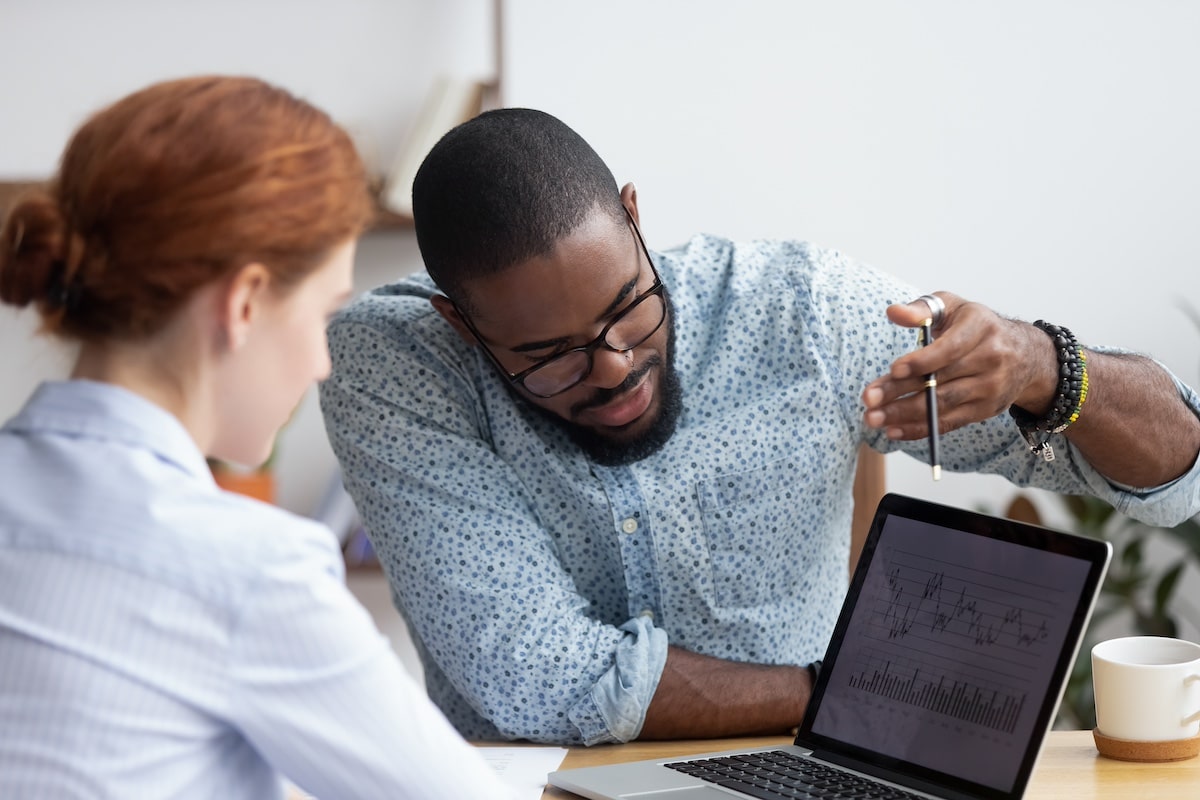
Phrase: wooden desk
[{"left": 540, "top": 730, "right": 1200, "bottom": 799}]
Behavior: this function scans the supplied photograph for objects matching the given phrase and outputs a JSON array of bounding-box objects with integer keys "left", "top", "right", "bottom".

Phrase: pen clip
[{"left": 919, "top": 318, "right": 933, "bottom": 348}]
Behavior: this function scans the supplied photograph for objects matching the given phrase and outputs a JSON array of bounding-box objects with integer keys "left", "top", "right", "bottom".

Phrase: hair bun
[{"left": 0, "top": 192, "right": 70, "bottom": 312}]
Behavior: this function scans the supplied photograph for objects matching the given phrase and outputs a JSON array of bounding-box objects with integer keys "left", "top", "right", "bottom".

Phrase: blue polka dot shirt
[{"left": 320, "top": 234, "right": 1200, "bottom": 745}]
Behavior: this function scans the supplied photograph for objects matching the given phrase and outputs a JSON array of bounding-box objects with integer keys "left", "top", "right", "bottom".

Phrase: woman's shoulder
[
  {"left": 81, "top": 478, "right": 350, "bottom": 610},
  {"left": 174, "top": 488, "right": 344, "bottom": 579}
]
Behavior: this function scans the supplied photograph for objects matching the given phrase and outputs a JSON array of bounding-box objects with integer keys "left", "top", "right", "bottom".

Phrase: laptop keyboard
[{"left": 664, "top": 750, "right": 924, "bottom": 800}]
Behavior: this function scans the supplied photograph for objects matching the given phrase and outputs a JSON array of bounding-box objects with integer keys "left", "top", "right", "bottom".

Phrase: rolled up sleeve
[{"left": 569, "top": 614, "right": 668, "bottom": 745}]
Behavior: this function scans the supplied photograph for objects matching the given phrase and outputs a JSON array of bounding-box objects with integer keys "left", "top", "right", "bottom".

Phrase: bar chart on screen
[{"left": 846, "top": 650, "right": 1028, "bottom": 735}]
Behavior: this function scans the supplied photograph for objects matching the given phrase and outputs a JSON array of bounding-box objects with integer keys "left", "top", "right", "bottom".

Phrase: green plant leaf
[
  {"left": 1100, "top": 575, "right": 1136, "bottom": 599},
  {"left": 1119, "top": 536, "right": 1144, "bottom": 568},
  {"left": 1133, "top": 608, "right": 1178, "bottom": 638},
  {"left": 1153, "top": 561, "right": 1186, "bottom": 617},
  {"left": 1003, "top": 493, "right": 1200, "bottom": 729},
  {"left": 1063, "top": 494, "right": 1087, "bottom": 519},
  {"left": 1161, "top": 518, "right": 1200, "bottom": 562},
  {"left": 1064, "top": 494, "right": 1118, "bottom": 534}
]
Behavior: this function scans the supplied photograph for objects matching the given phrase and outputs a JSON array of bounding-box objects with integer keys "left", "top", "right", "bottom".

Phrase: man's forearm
[
  {"left": 1061, "top": 351, "right": 1200, "bottom": 488},
  {"left": 639, "top": 645, "right": 814, "bottom": 740}
]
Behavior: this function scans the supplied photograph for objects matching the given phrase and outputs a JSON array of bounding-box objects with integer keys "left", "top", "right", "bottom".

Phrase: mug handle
[{"left": 1187, "top": 673, "right": 1200, "bottom": 725}]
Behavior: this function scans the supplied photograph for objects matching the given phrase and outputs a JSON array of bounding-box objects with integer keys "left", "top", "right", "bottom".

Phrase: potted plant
[
  {"left": 1030, "top": 495, "right": 1200, "bottom": 729},
  {"left": 208, "top": 450, "right": 277, "bottom": 504}
]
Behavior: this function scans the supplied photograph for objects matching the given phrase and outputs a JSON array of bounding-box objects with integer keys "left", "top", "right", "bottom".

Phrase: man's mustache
[{"left": 570, "top": 355, "right": 661, "bottom": 418}]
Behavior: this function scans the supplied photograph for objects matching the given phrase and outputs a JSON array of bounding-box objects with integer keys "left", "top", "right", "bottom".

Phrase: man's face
[{"left": 449, "top": 208, "right": 681, "bottom": 465}]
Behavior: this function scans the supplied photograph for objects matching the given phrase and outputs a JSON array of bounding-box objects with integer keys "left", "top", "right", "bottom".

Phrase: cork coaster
[{"left": 1093, "top": 728, "right": 1200, "bottom": 762}]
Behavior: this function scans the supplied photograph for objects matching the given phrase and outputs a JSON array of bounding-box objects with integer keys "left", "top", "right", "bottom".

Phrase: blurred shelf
[
  {"left": 369, "top": 177, "right": 413, "bottom": 230},
  {"left": 0, "top": 179, "right": 412, "bottom": 233}
]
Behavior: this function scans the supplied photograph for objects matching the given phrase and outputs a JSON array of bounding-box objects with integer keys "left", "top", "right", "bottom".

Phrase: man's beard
[{"left": 522, "top": 314, "right": 683, "bottom": 467}]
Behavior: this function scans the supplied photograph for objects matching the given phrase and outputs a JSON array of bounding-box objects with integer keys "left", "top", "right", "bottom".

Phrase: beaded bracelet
[{"left": 1008, "top": 320, "right": 1089, "bottom": 461}]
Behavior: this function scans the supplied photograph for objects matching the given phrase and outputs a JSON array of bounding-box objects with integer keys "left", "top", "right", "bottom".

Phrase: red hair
[{"left": 0, "top": 75, "right": 374, "bottom": 340}]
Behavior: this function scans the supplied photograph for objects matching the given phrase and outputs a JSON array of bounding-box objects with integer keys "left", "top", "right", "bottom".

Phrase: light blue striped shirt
[
  {"left": 321, "top": 233, "right": 1200, "bottom": 746},
  {"left": 0, "top": 380, "right": 514, "bottom": 799}
]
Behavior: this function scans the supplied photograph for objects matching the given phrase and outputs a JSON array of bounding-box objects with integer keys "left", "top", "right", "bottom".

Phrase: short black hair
[{"left": 411, "top": 108, "right": 625, "bottom": 306}]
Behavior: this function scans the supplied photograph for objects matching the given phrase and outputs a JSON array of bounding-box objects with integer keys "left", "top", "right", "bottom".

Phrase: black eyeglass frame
[{"left": 454, "top": 211, "right": 667, "bottom": 399}]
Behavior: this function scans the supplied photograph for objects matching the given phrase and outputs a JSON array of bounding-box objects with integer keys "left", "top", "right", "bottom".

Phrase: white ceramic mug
[{"left": 1092, "top": 636, "right": 1200, "bottom": 742}]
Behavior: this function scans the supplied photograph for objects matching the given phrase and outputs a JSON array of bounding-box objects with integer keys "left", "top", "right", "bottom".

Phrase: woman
[{"left": 0, "top": 76, "right": 514, "bottom": 799}]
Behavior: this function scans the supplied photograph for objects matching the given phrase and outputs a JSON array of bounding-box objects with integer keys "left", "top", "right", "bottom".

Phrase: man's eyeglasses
[{"left": 456, "top": 212, "right": 667, "bottom": 399}]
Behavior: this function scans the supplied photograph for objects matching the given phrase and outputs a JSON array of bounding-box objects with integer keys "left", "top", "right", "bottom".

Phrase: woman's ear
[
  {"left": 430, "top": 294, "right": 476, "bottom": 346},
  {"left": 220, "top": 263, "right": 272, "bottom": 352}
]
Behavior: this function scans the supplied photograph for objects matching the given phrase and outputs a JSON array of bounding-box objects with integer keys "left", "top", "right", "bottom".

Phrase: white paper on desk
[{"left": 479, "top": 746, "right": 568, "bottom": 799}]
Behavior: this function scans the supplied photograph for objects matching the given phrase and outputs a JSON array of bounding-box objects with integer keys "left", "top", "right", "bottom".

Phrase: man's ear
[
  {"left": 620, "top": 182, "right": 640, "bottom": 227},
  {"left": 220, "top": 262, "right": 272, "bottom": 352},
  {"left": 430, "top": 294, "right": 476, "bottom": 346}
]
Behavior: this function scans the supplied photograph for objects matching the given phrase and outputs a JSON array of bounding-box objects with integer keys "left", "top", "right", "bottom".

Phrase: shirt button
[{"left": 621, "top": 518, "right": 638, "bottom": 534}]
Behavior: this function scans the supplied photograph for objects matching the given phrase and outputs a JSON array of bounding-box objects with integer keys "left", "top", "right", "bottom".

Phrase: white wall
[
  {"left": 0, "top": 0, "right": 494, "bottom": 517},
  {"left": 0, "top": 1, "right": 495, "bottom": 179},
  {"left": 502, "top": 1, "right": 1200, "bottom": 522}
]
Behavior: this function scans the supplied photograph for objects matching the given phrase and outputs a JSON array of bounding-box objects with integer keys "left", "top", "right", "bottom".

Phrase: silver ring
[{"left": 917, "top": 293, "right": 945, "bottom": 328}]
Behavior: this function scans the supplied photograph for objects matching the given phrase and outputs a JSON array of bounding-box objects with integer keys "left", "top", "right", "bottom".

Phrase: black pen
[{"left": 919, "top": 319, "right": 941, "bottom": 481}]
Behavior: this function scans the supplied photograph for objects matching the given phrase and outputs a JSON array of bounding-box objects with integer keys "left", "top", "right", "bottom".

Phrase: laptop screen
[{"left": 799, "top": 494, "right": 1109, "bottom": 799}]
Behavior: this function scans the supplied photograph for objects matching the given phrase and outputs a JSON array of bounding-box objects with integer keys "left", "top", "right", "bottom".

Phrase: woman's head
[
  {"left": 0, "top": 75, "right": 374, "bottom": 341},
  {"left": 0, "top": 76, "right": 374, "bottom": 467}
]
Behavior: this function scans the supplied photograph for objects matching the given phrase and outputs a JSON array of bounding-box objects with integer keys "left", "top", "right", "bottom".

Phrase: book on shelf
[{"left": 381, "top": 75, "right": 487, "bottom": 220}]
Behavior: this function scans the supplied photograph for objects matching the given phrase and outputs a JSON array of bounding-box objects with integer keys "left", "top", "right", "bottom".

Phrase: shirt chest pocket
[{"left": 696, "top": 457, "right": 829, "bottom": 608}]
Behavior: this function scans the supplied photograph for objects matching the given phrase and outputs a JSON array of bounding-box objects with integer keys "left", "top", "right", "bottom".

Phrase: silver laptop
[{"left": 548, "top": 493, "right": 1111, "bottom": 800}]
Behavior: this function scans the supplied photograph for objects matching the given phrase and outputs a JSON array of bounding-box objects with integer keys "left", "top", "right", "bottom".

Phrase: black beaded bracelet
[{"left": 1008, "top": 320, "right": 1089, "bottom": 461}]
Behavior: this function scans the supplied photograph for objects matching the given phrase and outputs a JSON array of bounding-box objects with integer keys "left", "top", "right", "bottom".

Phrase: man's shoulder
[
  {"left": 323, "top": 271, "right": 478, "bottom": 402},
  {"left": 665, "top": 233, "right": 830, "bottom": 278},
  {"left": 335, "top": 271, "right": 439, "bottom": 328},
  {"left": 327, "top": 271, "right": 465, "bottom": 360},
  {"left": 663, "top": 234, "right": 855, "bottom": 305},
  {"left": 666, "top": 232, "right": 814, "bottom": 262}
]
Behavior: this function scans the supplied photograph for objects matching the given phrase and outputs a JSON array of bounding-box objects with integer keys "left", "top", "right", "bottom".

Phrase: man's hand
[
  {"left": 862, "top": 292, "right": 1056, "bottom": 440},
  {"left": 862, "top": 291, "right": 1200, "bottom": 489}
]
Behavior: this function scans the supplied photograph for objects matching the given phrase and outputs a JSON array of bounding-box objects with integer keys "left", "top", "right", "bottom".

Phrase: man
[{"left": 319, "top": 108, "right": 1200, "bottom": 745}]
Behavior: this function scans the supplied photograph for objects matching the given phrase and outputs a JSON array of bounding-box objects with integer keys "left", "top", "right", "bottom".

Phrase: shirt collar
[{"left": 6, "top": 380, "right": 216, "bottom": 487}]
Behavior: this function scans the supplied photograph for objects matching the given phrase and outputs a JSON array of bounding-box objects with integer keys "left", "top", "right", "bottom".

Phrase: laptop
[{"left": 548, "top": 492, "right": 1111, "bottom": 800}]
